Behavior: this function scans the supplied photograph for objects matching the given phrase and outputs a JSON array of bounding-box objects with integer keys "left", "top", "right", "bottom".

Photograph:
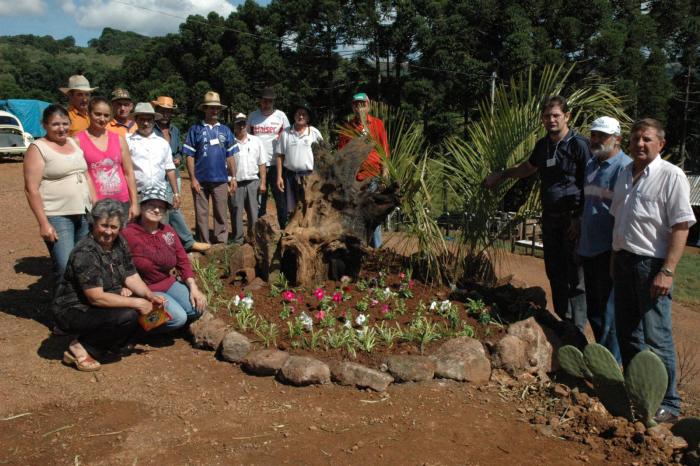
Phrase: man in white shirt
[
  {"left": 229, "top": 113, "right": 266, "bottom": 244},
  {"left": 276, "top": 103, "right": 323, "bottom": 220},
  {"left": 126, "top": 102, "right": 180, "bottom": 208},
  {"left": 610, "top": 118, "right": 696, "bottom": 424},
  {"left": 247, "top": 87, "right": 290, "bottom": 227}
]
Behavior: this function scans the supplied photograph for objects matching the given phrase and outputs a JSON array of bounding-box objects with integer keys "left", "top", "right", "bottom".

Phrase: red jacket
[
  {"left": 121, "top": 222, "right": 194, "bottom": 292},
  {"left": 338, "top": 114, "right": 390, "bottom": 181}
]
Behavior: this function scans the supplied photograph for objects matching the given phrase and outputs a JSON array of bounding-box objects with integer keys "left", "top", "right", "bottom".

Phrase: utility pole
[{"left": 679, "top": 65, "right": 692, "bottom": 171}]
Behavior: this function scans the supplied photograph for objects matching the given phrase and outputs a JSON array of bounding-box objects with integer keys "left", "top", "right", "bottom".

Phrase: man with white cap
[
  {"left": 611, "top": 118, "right": 696, "bottom": 423},
  {"left": 108, "top": 88, "right": 137, "bottom": 136},
  {"left": 183, "top": 91, "right": 238, "bottom": 244},
  {"left": 125, "top": 103, "right": 179, "bottom": 208},
  {"left": 59, "top": 75, "right": 97, "bottom": 136},
  {"left": 578, "top": 116, "right": 631, "bottom": 363},
  {"left": 229, "top": 113, "right": 266, "bottom": 244}
]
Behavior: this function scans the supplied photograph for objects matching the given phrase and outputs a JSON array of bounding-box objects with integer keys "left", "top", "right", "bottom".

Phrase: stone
[
  {"left": 669, "top": 436, "right": 688, "bottom": 450},
  {"left": 229, "top": 244, "right": 256, "bottom": 274},
  {"left": 278, "top": 356, "right": 331, "bottom": 386},
  {"left": 493, "top": 334, "right": 527, "bottom": 374},
  {"left": 244, "top": 277, "right": 266, "bottom": 292},
  {"left": 506, "top": 317, "right": 554, "bottom": 373},
  {"left": 331, "top": 362, "right": 394, "bottom": 392},
  {"left": 429, "top": 337, "right": 491, "bottom": 384},
  {"left": 188, "top": 312, "right": 228, "bottom": 351},
  {"left": 242, "top": 349, "right": 290, "bottom": 376},
  {"left": 220, "top": 330, "right": 252, "bottom": 363},
  {"left": 553, "top": 383, "right": 570, "bottom": 398},
  {"left": 648, "top": 425, "right": 673, "bottom": 440},
  {"left": 384, "top": 355, "right": 435, "bottom": 382},
  {"left": 490, "top": 368, "right": 515, "bottom": 387}
]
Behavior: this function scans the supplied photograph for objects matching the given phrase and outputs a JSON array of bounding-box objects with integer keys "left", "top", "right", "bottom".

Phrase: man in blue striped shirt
[
  {"left": 184, "top": 91, "right": 238, "bottom": 244},
  {"left": 578, "top": 116, "right": 630, "bottom": 362}
]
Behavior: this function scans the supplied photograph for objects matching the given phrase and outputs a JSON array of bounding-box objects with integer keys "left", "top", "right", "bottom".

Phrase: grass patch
[{"left": 675, "top": 249, "right": 700, "bottom": 306}]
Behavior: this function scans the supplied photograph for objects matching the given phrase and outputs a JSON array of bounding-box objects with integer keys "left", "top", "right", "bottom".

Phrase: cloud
[
  {"left": 64, "top": 0, "right": 237, "bottom": 36},
  {"left": 0, "top": 0, "right": 46, "bottom": 16}
]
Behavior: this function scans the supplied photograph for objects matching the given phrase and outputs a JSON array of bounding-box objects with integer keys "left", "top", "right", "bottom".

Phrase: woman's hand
[
  {"left": 189, "top": 285, "right": 207, "bottom": 313},
  {"left": 149, "top": 294, "right": 166, "bottom": 306},
  {"left": 132, "top": 297, "right": 154, "bottom": 316},
  {"left": 39, "top": 222, "right": 58, "bottom": 243},
  {"left": 120, "top": 287, "right": 133, "bottom": 297},
  {"left": 128, "top": 203, "right": 140, "bottom": 222}
]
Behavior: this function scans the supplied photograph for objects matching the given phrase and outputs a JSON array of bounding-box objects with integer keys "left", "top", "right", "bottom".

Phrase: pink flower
[
  {"left": 408, "top": 279, "right": 415, "bottom": 289},
  {"left": 313, "top": 287, "right": 325, "bottom": 301},
  {"left": 332, "top": 292, "right": 343, "bottom": 303},
  {"left": 314, "top": 310, "right": 326, "bottom": 321},
  {"left": 370, "top": 299, "right": 379, "bottom": 306},
  {"left": 238, "top": 292, "right": 245, "bottom": 299},
  {"left": 399, "top": 272, "right": 406, "bottom": 280},
  {"left": 342, "top": 285, "right": 351, "bottom": 293},
  {"left": 381, "top": 304, "right": 390, "bottom": 314},
  {"left": 281, "top": 290, "right": 296, "bottom": 302}
]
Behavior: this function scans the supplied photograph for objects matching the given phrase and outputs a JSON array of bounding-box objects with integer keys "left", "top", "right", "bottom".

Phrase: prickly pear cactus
[
  {"left": 671, "top": 417, "right": 700, "bottom": 450},
  {"left": 624, "top": 350, "right": 668, "bottom": 427},
  {"left": 557, "top": 345, "right": 593, "bottom": 379},
  {"left": 583, "top": 343, "right": 632, "bottom": 420}
]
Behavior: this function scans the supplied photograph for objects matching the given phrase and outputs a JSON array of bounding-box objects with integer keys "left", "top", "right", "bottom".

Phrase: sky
[{"left": 0, "top": 0, "right": 269, "bottom": 46}]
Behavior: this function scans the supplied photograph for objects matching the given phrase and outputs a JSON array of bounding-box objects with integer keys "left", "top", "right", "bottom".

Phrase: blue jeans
[
  {"left": 258, "top": 164, "right": 288, "bottom": 229},
  {"left": 613, "top": 250, "right": 680, "bottom": 415},
  {"left": 153, "top": 281, "right": 200, "bottom": 333},
  {"left": 164, "top": 208, "right": 195, "bottom": 250},
  {"left": 582, "top": 251, "right": 621, "bottom": 363},
  {"left": 45, "top": 214, "right": 89, "bottom": 283},
  {"left": 541, "top": 212, "right": 587, "bottom": 331}
]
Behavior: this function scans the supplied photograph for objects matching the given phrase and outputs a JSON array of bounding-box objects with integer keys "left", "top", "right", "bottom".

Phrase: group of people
[
  {"left": 24, "top": 74, "right": 389, "bottom": 372},
  {"left": 485, "top": 95, "right": 696, "bottom": 423}
]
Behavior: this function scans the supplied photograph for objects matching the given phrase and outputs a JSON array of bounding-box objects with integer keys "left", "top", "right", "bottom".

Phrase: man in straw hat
[
  {"left": 59, "top": 74, "right": 97, "bottom": 136},
  {"left": 183, "top": 91, "right": 238, "bottom": 244},
  {"left": 108, "top": 88, "right": 138, "bottom": 136},
  {"left": 152, "top": 96, "right": 210, "bottom": 253}
]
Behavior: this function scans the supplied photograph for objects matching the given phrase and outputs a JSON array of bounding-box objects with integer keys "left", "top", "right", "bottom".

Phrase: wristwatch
[{"left": 660, "top": 267, "right": 674, "bottom": 277}]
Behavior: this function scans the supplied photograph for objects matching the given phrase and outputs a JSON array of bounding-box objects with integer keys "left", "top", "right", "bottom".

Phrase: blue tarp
[{"left": 0, "top": 99, "right": 50, "bottom": 138}]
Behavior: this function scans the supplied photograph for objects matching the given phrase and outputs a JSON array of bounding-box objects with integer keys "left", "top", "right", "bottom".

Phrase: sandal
[{"left": 62, "top": 351, "right": 101, "bottom": 372}]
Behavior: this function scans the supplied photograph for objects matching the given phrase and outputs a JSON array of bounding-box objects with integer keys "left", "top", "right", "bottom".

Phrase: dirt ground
[{"left": 1, "top": 158, "right": 699, "bottom": 465}]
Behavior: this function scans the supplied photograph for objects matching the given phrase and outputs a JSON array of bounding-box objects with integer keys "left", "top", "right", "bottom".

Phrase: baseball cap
[
  {"left": 352, "top": 92, "right": 369, "bottom": 102},
  {"left": 590, "top": 116, "right": 621, "bottom": 135},
  {"left": 234, "top": 112, "right": 247, "bottom": 124}
]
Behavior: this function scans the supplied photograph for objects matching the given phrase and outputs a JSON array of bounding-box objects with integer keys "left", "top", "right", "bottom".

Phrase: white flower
[
  {"left": 300, "top": 312, "right": 313, "bottom": 331},
  {"left": 355, "top": 326, "right": 367, "bottom": 336},
  {"left": 429, "top": 301, "right": 438, "bottom": 311},
  {"left": 439, "top": 300, "right": 452, "bottom": 312},
  {"left": 232, "top": 295, "right": 241, "bottom": 306},
  {"left": 355, "top": 313, "right": 367, "bottom": 326},
  {"left": 241, "top": 296, "right": 254, "bottom": 310},
  {"left": 343, "top": 319, "right": 352, "bottom": 329}
]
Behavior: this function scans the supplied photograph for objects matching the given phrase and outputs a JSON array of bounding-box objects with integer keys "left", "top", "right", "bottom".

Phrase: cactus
[
  {"left": 557, "top": 345, "right": 592, "bottom": 379},
  {"left": 583, "top": 343, "right": 632, "bottom": 420},
  {"left": 557, "top": 343, "right": 669, "bottom": 426},
  {"left": 624, "top": 350, "right": 668, "bottom": 428},
  {"left": 671, "top": 417, "right": 700, "bottom": 450}
]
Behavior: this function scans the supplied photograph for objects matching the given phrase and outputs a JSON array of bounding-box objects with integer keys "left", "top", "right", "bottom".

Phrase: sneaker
[
  {"left": 188, "top": 242, "right": 211, "bottom": 253},
  {"left": 653, "top": 407, "right": 679, "bottom": 424}
]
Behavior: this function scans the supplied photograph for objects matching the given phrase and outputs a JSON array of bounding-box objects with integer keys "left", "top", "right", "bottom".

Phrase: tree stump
[{"left": 254, "top": 138, "right": 400, "bottom": 286}]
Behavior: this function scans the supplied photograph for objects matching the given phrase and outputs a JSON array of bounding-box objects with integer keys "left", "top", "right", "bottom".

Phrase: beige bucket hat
[
  {"left": 198, "top": 91, "right": 227, "bottom": 110},
  {"left": 130, "top": 102, "right": 162, "bottom": 120},
  {"left": 59, "top": 75, "right": 98, "bottom": 94}
]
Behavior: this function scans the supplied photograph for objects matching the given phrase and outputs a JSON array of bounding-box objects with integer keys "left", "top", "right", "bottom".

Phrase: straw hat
[
  {"left": 59, "top": 75, "right": 98, "bottom": 94},
  {"left": 131, "top": 102, "right": 162, "bottom": 120},
  {"left": 198, "top": 91, "right": 227, "bottom": 110},
  {"left": 151, "top": 96, "right": 177, "bottom": 110}
]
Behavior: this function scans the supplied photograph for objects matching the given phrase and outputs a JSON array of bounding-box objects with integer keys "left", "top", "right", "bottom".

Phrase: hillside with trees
[{"left": 1, "top": 0, "right": 699, "bottom": 169}]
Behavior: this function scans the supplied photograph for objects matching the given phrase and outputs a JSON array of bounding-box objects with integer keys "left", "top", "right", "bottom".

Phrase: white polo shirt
[
  {"left": 126, "top": 131, "right": 175, "bottom": 190},
  {"left": 247, "top": 109, "right": 290, "bottom": 167},
  {"left": 277, "top": 125, "right": 323, "bottom": 172},
  {"left": 234, "top": 133, "right": 265, "bottom": 182},
  {"left": 611, "top": 155, "right": 696, "bottom": 258}
]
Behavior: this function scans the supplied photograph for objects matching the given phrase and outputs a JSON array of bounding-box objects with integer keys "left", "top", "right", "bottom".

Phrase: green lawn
[{"left": 675, "top": 248, "right": 700, "bottom": 305}]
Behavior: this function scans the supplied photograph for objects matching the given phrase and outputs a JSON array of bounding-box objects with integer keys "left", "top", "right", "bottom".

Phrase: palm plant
[{"left": 440, "top": 63, "right": 630, "bottom": 282}]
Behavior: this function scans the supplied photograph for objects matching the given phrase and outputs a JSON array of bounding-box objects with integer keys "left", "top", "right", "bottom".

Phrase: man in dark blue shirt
[{"left": 485, "top": 95, "right": 592, "bottom": 332}]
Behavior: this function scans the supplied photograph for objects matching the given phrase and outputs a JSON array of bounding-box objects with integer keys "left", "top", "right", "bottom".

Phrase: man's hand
[
  {"left": 483, "top": 171, "right": 503, "bottom": 189},
  {"left": 228, "top": 179, "right": 237, "bottom": 193},
  {"left": 191, "top": 177, "right": 201, "bottom": 193},
  {"left": 172, "top": 194, "right": 181, "bottom": 209},
  {"left": 132, "top": 297, "right": 154, "bottom": 316},
  {"left": 276, "top": 177, "right": 284, "bottom": 193},
  {"left": 128, "top": 203, "right": 140, "bottom": 222},
  {"left": 651, "top": 273, "right": 673, "bottom": 299}
]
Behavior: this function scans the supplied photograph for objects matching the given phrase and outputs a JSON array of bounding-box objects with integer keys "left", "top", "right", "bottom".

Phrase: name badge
[
  {"left": 546, "top": 158, "right": 556, "bottom": 168},
  {"left": 209, "top": 138, "right": 220, "bottom": 146}
]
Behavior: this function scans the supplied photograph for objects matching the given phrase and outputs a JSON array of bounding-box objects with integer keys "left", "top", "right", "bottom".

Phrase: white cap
[
  {"left": 234, "top": 112, "right": 247, "bottom": 123},
  {"left": 590, "top": 116, "right": 621, "bottom": 135}
]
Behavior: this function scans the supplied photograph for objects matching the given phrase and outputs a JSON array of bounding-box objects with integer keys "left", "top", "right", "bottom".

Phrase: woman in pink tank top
[{"left": 76, "top": 96, "right": 139, "bottom": 220}]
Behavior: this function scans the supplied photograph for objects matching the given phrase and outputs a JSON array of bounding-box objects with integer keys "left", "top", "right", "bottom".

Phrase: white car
[{"left": 0, "top": 110, "right": 34, "bottom": 156}]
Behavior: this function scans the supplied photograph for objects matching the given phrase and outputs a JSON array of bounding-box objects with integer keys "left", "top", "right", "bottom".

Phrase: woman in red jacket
[{"left": 122, "top": 185, "right": 206, "bottom": 332}]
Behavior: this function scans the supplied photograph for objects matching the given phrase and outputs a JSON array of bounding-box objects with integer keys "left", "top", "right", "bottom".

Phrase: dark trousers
[
  {"left": 258, "top": 164, "right": 288, "bottom": 228},
  {"left": 541, "top": 212, "right": 587, "bottom": 331},
  {"left": 581, "top": 250, "right": 621, "bottom": 362},
  {"left": 55, "top": 307, "right": 139, "bottom": 351}
]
